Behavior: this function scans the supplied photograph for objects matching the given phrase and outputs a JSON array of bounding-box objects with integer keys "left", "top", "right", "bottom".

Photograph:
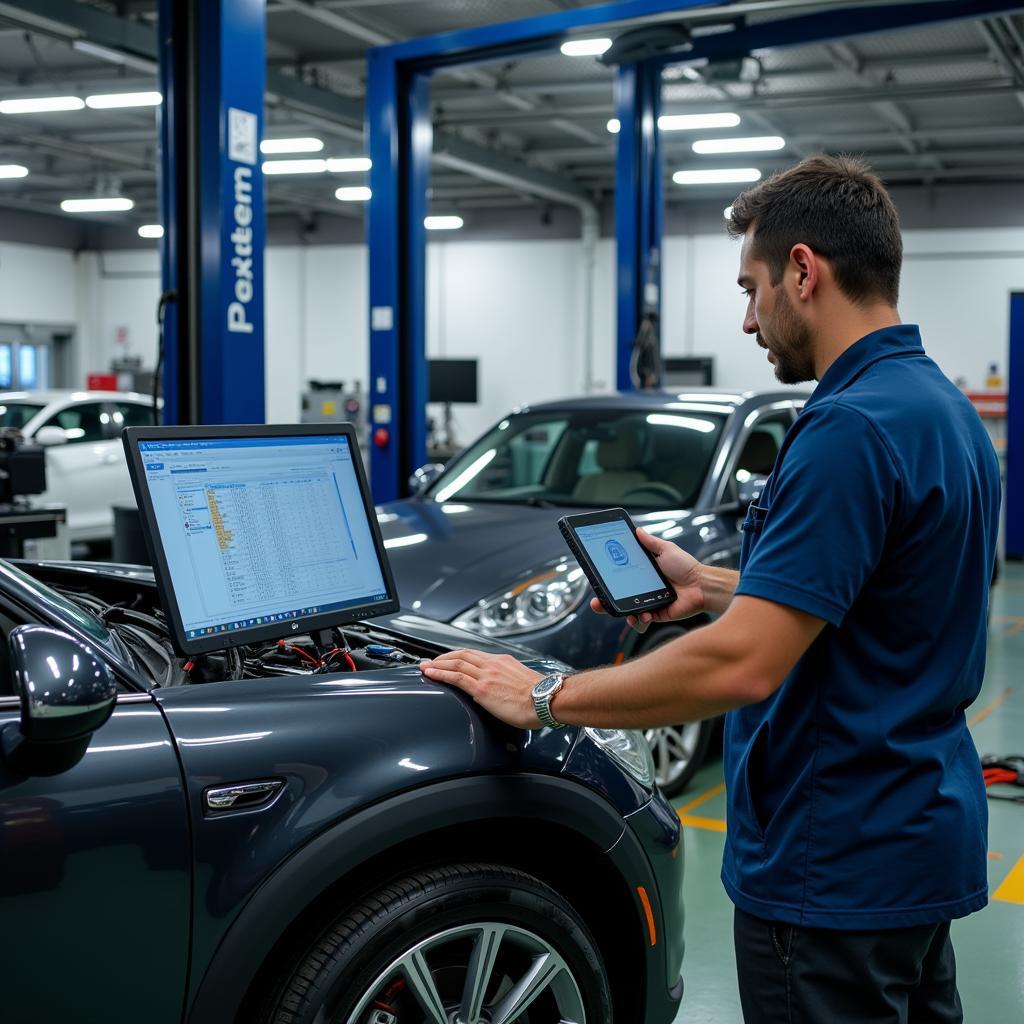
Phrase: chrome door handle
[{"left": 204, "top": 779, "right": 284, "bottom": 815}]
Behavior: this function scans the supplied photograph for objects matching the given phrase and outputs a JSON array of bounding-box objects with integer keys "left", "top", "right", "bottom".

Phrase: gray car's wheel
[
  {"left": 268, "top": 863, "right": 612, "bottom": 1024},
  {"left": 638, "top": 626, "right": 715, "bottom": 798}
]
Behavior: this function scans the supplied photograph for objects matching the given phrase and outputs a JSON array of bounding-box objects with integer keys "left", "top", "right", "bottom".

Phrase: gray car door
[{"left": 0, "top": 691, "right": 190, "bottom": 1021}]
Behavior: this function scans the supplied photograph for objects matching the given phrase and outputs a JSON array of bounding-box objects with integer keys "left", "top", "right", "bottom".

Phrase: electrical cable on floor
[{"left": 981, "top": 754, "right": 1024, "bottom": 803}]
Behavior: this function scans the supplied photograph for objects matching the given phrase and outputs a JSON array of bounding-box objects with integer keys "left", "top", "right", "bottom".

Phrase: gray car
[{"left": 379, "top": 388, "right": 807, "bottom": 795}]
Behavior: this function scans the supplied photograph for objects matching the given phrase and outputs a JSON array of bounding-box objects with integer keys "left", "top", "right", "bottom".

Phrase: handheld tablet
[{"left": 557, "top": 507, "right": 674, "bottom": 617}]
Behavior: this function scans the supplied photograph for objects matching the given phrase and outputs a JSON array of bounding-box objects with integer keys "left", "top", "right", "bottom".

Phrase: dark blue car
[
  {"left": 381, "top": 388, "right": 806, "bottom": 795},
  {"left": 0, "top": 555, "right": 684, "bottom": 1023}
]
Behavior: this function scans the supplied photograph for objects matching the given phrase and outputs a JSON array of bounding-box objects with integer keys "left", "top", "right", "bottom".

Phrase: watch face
[{"left": 534, "top": 674, "right": 561, "bottom": 697}]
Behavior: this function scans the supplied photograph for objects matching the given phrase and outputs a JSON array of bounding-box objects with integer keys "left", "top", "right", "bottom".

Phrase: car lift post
[
  {"left": 615, "top": 59, "right": 663, "bottom": 392},
  {"left": 157, "top": 0, "right": 267, "bottom": 426},
  {"left": 366, "top": 0, "right": 1024, "bottom": 503}
]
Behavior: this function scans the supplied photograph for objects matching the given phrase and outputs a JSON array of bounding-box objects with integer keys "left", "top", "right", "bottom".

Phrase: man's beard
[{"left": 759, "top": 288, "right": 815, "bottom": 384}]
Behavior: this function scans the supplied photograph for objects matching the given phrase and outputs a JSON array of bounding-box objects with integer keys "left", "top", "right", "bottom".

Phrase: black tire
[
  {"left": 638, "top": 625, "right": 715, "bottom": 798},
  {"left": 267, "top": 862, "right": 613, "bottom": 1024}
]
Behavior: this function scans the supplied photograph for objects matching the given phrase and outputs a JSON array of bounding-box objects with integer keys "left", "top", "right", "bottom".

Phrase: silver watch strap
[{"left": 533, "top": 673, "right": 566, "bottom": 729}]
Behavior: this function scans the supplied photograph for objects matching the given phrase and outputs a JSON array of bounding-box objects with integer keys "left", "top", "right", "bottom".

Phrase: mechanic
[{"left": 420, "top": 155, "right": 1001, "bottom": 1024}]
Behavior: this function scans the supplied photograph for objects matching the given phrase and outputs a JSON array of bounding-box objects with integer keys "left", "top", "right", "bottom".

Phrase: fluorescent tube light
[
  {"left": 607, "top": 118, "right": 620, "bottom": 134},
  {"left": 0, "top": 96, "right": 84, "bottom": 114},
  {"left": 326, "top": 156, "right": 372, "bottom": 173},
  {"left": 723, "top": 206, "right": 734, "bottom": 219},
  {"left": 336, "top": 186, "right": 371, "bottom": 202},
  {"left": 138, "top": 224, "right": 164, "bottom": 238},
  {"left": 60, "top": 197, "right": 134, "bottom": 213},
  {"left": 672, "top": 168, "right": 761, "bottom": 185},
  {"left": 260, "top": 137, "right": 323, "bottom": 154},
  {"left": 262, "top": 158, "right": 328, "bottom": 175},
  {"left": 0, "top": 164, "right": 28, "bottom": 179},
  {"left": 425, "top": 215, "right": 463, "bottom": 231},
  {"left": 561, "top": 38, "right": 612, "bottom": 57},
  {"left": 693, "top": 135, "right": 784, "bottom": 154},
  {"left": 659, "top": 112, "right": 740, "bottom": 131},
  {"left": 85, "top": 91, "right": 162, "bottom": 109}
]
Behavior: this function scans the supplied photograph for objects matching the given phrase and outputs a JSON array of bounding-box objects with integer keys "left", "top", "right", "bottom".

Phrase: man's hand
[
  {"left": 420, "top": 649, "right": 545, "bottom": 728},
  {"left": 591, "top": 528, "right": 706, "bottom": 634}
]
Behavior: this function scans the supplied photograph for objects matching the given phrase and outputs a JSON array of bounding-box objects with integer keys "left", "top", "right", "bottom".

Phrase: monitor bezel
[{"left": 123, "top": 422, "right": 400, "bottom": 657}]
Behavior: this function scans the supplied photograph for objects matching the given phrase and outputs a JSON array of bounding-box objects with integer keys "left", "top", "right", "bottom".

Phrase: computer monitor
[
  {"left": 123, "top": 424, "right": 400, "bottom": 656},
  {"left": 429, "top": 359, "right": 478, "bottom": 404}
]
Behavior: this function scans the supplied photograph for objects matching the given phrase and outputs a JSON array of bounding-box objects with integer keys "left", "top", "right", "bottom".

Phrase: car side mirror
[
  {"left": 34, "top": 426, "right": 68, "bottom": 447},
  {"left": 1, "top": 626, "right": 117, "bottom": 776},
  {"left": 408, "top": 462, "right": 446, "bottom": 495},
  {"left": 736, "top": 473, "right": 769, "bottom": 510}
]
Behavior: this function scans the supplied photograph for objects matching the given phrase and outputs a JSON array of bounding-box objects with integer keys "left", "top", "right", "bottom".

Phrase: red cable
[
  {"left": 276, "top": 640, "right": 322, "bottom": 668},
  {"left": 344, "top": 653, "right": 357, "bottom": 672}
]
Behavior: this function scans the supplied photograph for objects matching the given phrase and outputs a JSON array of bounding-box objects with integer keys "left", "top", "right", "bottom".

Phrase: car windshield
[
  {"left": 0, "top": 560, "right": 130, "bottom": 664},
  {"left": 426, "top": 406, "right": 727, "bottom": 510},
  {"left": 0, "top": 401, "right": 44, "bottom": 430}
]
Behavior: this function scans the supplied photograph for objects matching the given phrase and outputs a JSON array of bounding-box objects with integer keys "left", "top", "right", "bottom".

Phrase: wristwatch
[{"left": 531, "top": 672, "right": 567, "bottom": 729}]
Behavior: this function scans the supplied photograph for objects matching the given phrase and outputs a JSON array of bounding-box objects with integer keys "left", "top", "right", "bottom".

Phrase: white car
[{"left": 0, "top": 390, "right": 158, "bottom": 542}]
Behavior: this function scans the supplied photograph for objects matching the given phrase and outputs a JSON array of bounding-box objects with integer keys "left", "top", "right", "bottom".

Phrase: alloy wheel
[
  {"left": 345, "top": 921, "right": 587, "bottom": 1024},
  {"left": 645, "top": 721, "right": 704, "bottom": 789}
]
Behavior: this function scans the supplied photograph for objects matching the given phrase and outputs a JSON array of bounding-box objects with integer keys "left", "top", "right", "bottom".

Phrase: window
[
  {"left": 42, "top": 403, "right": 107, "bottom": 444},
  {"left": 730, "top": 409, "right": 793, "bottom": 498},
  {"left": 113, "top": 402, "right": 157, "bottom": 429},
  {"left": 427, "top": 407, "right": 726, "bottom": 509},
  {"left": 0, "top": 401, "right": 45, "bottom": 430}
]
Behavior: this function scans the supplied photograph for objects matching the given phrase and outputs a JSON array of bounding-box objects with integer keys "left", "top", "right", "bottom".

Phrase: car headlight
[
  {"left": 451, "top": 559, "right": 589, "bottom": 637},
  {"left": 585, "top": 727, "right": 657, "bottom": 789}
]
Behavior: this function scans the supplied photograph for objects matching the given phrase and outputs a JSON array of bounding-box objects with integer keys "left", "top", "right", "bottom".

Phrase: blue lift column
[
  {"left": 366, "top": 51, "right": 431, "bottom": 503},
  {"left": 1007, "top": 293, "right": 1024, "bottom": 560},
  {"left": 614, "top": 59, "right": 663, "bottom": 392},
  {"left": 157, "top": 0, "right": 266, "bottom": 426}
]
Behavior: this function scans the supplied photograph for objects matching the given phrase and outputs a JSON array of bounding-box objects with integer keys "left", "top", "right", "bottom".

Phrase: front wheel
[{"left": 267, "top": 863, "right": 613, "bottom": 1024}]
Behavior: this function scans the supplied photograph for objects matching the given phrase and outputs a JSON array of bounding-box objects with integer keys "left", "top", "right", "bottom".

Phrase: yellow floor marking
[
  {"left": 1008, "top": 620, "right": 1024, "bottom": 637},
  {"left": 676, "top": 782, "right": 727, "bottom": 832},
  {"left": 679, "top": 814, "right": 728, "bottom": 833},
  {"left": 968, "top": 687, "right": 1014, "bottom": 727},
  {"left": 993, "top": 854, "right": 1024, "bottom": 905},
  {"left": 989, "top": 852, "right": 1006, "bottom": 860}
]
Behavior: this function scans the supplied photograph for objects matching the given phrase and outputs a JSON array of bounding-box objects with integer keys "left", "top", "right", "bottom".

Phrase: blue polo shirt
[{"left": 722, "top": 323, "right": 1001, "bottom": 930}]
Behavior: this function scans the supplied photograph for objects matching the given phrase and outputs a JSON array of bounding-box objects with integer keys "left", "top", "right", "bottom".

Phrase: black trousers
[{"left": 734, "top": 907, "right": 963, "bottom": 1024}]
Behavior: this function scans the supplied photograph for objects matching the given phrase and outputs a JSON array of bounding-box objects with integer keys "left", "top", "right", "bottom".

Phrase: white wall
[{"left": 2, "top": 227, "right": 1018, "bottom": 431}]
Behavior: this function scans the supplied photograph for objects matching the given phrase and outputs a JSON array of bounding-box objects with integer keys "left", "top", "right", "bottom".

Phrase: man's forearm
[
  {"left": 550, "top": 614, "right": 760, "bottom": 730},
  {"left": 701, "top": 564, "right": 740, "bottom": 617}
]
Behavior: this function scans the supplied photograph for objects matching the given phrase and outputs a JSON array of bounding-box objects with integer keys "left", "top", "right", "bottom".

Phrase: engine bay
[{"left": 30, "top": 564, "right": 434, "bottom": 689}]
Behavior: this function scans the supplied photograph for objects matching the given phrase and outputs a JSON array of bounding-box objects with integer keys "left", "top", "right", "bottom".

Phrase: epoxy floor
[{"left": 670, "top": 563, "right": 1024, "bottom": 1023}]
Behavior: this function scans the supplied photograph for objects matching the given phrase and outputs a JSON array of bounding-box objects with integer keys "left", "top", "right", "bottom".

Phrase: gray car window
[
  {"left": 428, "top": 408, "right": 726, "bottom": 510},
  {"left": 42, "top": 402, "right": 107, "bottom": 444}
]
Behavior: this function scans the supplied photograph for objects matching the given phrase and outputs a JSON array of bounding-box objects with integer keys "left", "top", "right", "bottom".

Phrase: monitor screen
[
  {"left": 124, "top": 425, "right": 399, "bottom": 655},
  {"left": 429, "top": 359, "right": 478, "bottom": 404}
]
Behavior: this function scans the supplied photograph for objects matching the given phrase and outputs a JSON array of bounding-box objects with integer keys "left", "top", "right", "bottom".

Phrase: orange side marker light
[{"left": 637, "top": 885, "right": 657, "bottom": 947}]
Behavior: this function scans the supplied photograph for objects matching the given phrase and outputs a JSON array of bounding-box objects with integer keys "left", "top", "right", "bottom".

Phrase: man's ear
[{"left": 789, "top": 243, "right": 818, "bottom": 301}]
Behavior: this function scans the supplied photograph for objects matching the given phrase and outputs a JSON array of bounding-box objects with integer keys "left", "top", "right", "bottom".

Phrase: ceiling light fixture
[
  {"left": 326, "top": 156, "right": 372, "bottom": 173},
  {"left": 260, "top": 137, "right": 324, "bottom": 154},
  {"left": 0, "top": 164, "right": 29, "bottom": 179},
  {"left": 60, "top": 197, "right": 135, "bottom": 213},
  {"left": 561, "top": 38, "right": 613, "bottom": 57},
  {"left": 723, "top": 206, "right": 734, "bottom": 219},
  {"left": 0, "top": 96, "right": 84, "bottom": 114},
  {"left": 336, "top": 186, "right": 371, "bottom": 202},
  {"left": 85, "top": 91, "right": 162, "bottom": 109},
  {"left": 673, "top": 168, "right": 761, "bottom": 185},
  {"left": 425, "top": 215, "right": 463, "bottom": 231},
  {"left": 138, "top": 224, "right": 164, "bottom": 238},
  {"left": 607, "top": 118, "right": 620, "bottom": 134},
  {"left": 693, "top": 135, "right": 784, "bottom": 154},
  {"left": 659, "top": 112, "right": 740, "bottom": 131},
  {"left": 262, "top": 158, "right": 327, "bottom": 175}
]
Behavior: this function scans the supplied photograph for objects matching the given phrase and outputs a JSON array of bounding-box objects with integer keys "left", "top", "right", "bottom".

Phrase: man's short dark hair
[{"left": 727, "top": 155, "right": 902, "bottom": 306}]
